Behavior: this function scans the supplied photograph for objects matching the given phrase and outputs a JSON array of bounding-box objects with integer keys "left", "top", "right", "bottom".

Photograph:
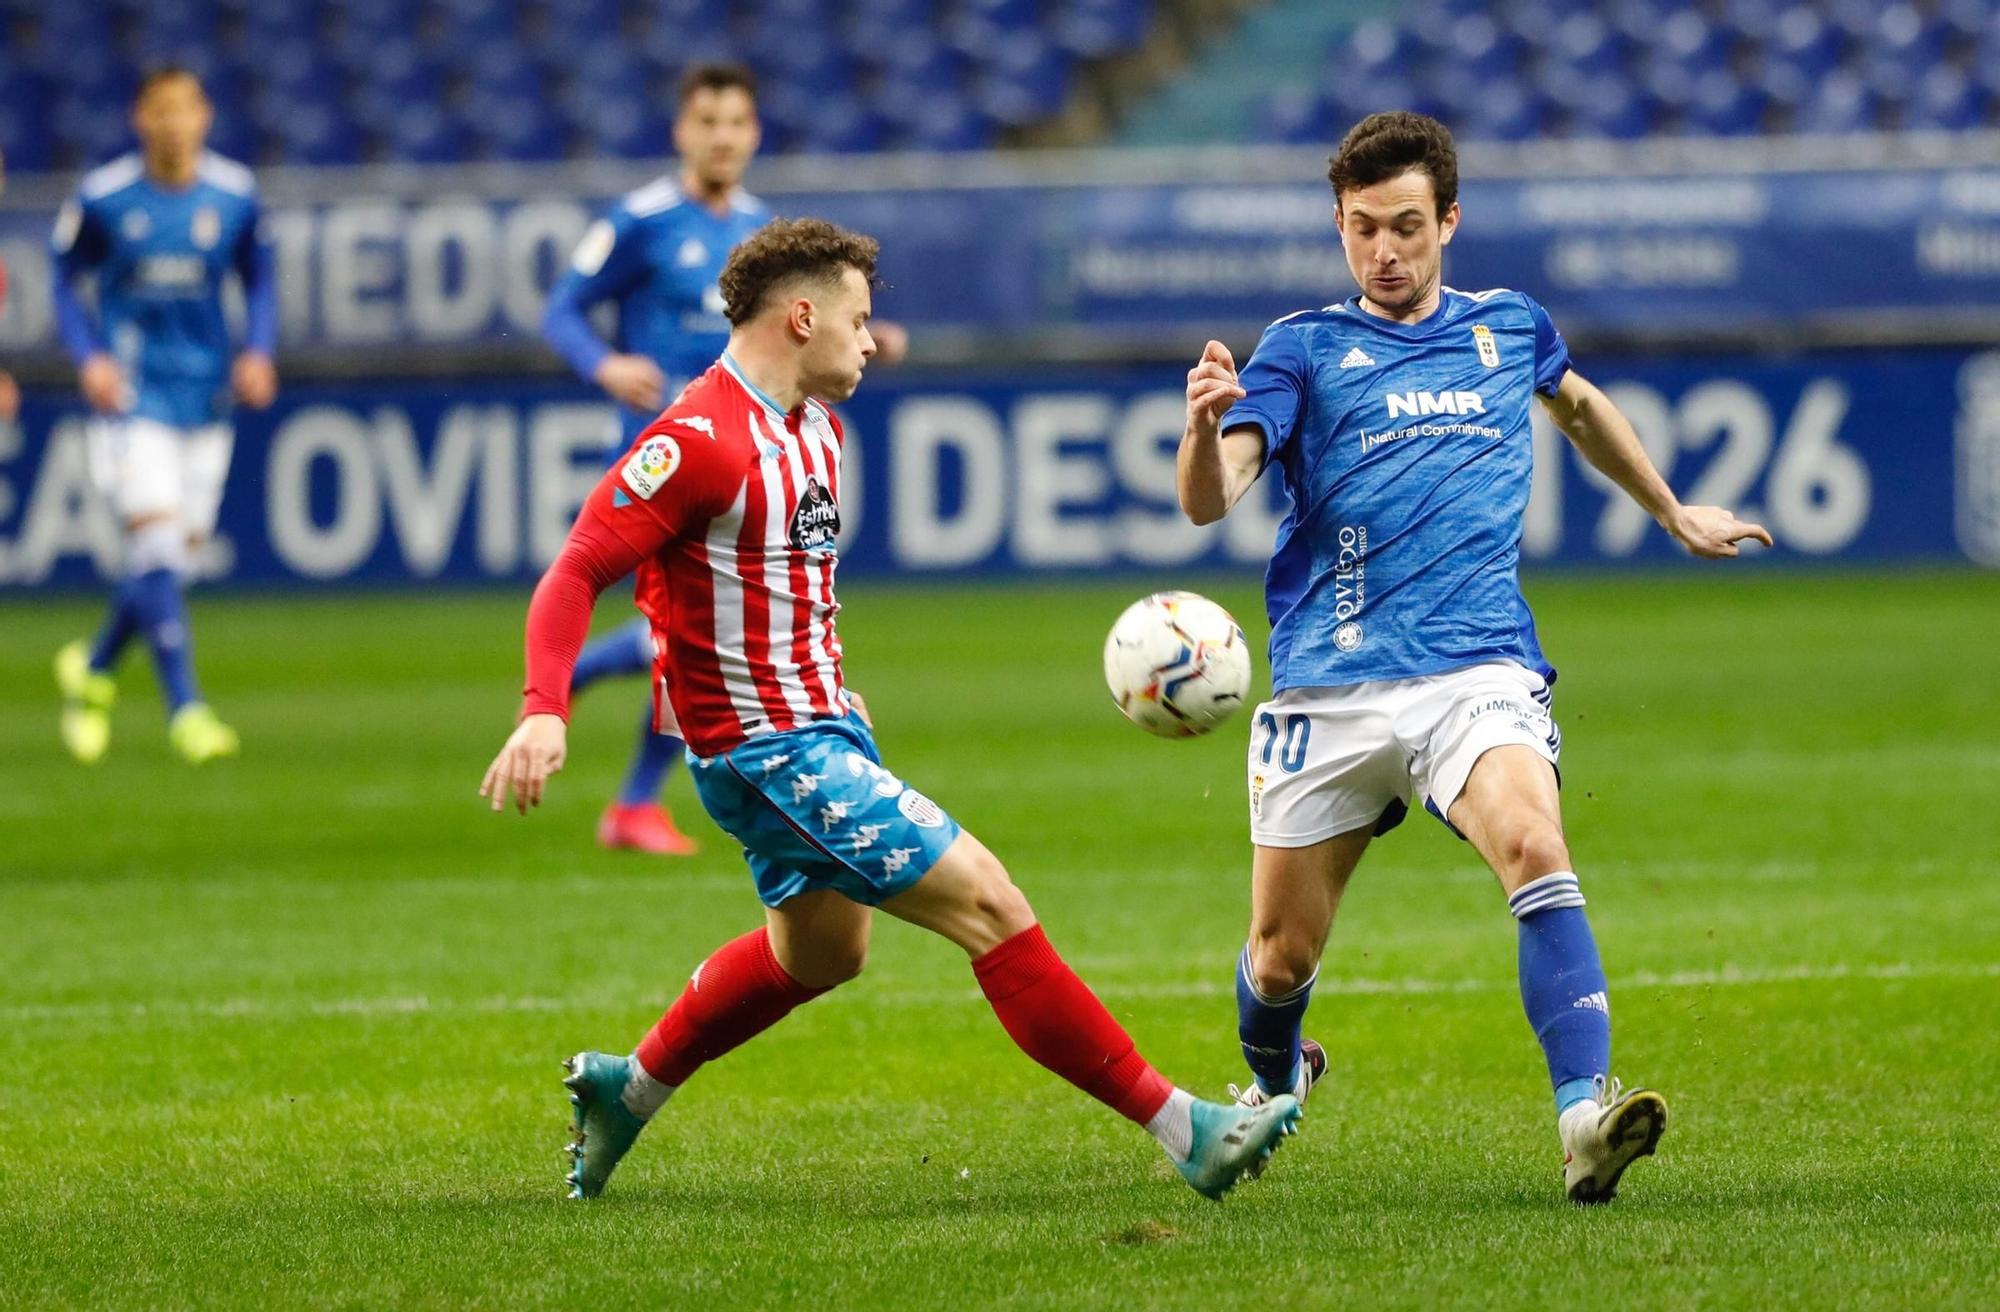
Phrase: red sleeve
[
  {"left": 519, "top": 503, "right": 649, "bottom": 721},
  {"left": 518, "top": 421, "right": 741, "bottom": 721}
]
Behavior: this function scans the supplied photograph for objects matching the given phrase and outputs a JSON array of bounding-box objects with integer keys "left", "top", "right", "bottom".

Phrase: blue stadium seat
[
  {"left": 791, "top": 93, "right": 886, "bottom": 154},
  {"left": 1255, "top": 86, "right": 1335, "bottom": 145},
  {"left": 971, "top": 31, "right": 1073, "bottom": 125},
  {"left": 1792, "top": 69, "right": 1876, "bottom": 134},
  {"left": 381, "top": 105, "right": 472, "bottom": 165},
  {"left": 1767, "top": 5, "right": 1843, "bottom": 74},
  {"left": 1906, "top": 65, "right": 1987, "bottom": 131},
  {"left": 1683, "top": 70, "right": 1769, "bottom": 136},
  {"left": 1555, "top": 72, "right": 1654, "bottom": 139},
  {"left": 1053, "top": 0, "right": 1152, "bottom": 58}
]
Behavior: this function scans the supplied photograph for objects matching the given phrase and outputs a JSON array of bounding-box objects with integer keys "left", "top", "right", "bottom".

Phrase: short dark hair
[
  {"left": 136, "top": 64, "right": 206, "bottom": 102},
  {"left": 719, "top": 218, "right": 879, "bottom": 326},
  {"left": 676, "top": 62, "right": 757, "bottom": 109},
  {"left": 1328, "top": 111, "right": 1458, "bottom": 217}
]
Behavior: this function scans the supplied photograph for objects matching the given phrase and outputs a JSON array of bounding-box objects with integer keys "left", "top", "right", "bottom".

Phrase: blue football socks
[
  {"left": 128, "top": 567, "right": 200, "bottom": 715},
  {"left": 616, "top": 702, "right": 685, "bottom": 807},
  {"left": 1510, "top": 872, "right": 1611, "bottom": 1113},
  {"left": 573, "top": 619, "right": 654, "bottom": 693},
  {"left": 1235, "top": 943, "right": 1317, "bottom": 1097},
  {"left": 88, "top": 575, "right": 146, "bottom": 674}
]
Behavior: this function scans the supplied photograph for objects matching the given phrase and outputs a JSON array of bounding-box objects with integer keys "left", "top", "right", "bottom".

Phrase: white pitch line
[{"left": 2, "top": 960, "right": 1995, "bottom": 1025}]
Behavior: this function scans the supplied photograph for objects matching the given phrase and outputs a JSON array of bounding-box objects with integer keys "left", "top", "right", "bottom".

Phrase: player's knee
[
  {"left": 965, "top": 850, "right": 1035, "bottom": 940},
  {"left": 1248, "top": 926, "right": 1318, "bottom": 997},
  {"left": 1497, "top": 822, "right": 1570, "bottom": 883}
]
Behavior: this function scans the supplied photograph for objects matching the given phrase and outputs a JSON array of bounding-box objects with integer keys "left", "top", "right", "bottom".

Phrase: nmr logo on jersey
[{"left": 1386, "top": 390, "right": 1486, "bottom": 419}]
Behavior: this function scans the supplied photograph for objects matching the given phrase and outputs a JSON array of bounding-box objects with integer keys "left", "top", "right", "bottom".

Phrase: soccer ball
[{"left": 1102, "top": 591, "right": 1253, "bottom": 738}]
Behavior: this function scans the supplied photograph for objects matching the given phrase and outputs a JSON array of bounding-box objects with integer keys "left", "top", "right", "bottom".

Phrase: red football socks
[
  {"left": 971, "top": 924, "right": 1174, "bottom": 1124},
  {"left": 636, "top": 927, "right": 828, "bottom": 1086}
]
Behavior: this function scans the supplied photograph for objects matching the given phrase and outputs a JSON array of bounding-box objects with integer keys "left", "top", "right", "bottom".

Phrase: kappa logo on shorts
[
  {"left": 790, "top": 771, "right": 825, "bottom": 803},
  {"left": 820, "top": 799, "right": 852, "bottom": 830},
  {"left": 896, "top": 791, "right": 945, "bottom": 829},
  {"left": 851, "top": 822, "right": 887, "bottom": 853},
  {"left": 882, "top": 847, "right": 921, "bottom": 876},
  {"left": 622, "top": 435, "right": 682, "bottom": 500}
]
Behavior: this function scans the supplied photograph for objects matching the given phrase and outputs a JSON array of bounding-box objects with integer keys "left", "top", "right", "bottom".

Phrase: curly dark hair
[
  {"left": 719, "top": 217, "right": 880, "bottom": 326},
  {"left": 1328, "top": 111, "right": 1458, "bottom": 217}
]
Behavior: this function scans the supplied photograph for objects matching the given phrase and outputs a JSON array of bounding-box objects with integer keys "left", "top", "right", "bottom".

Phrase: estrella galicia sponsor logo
[
  {"left": 788, "top": 476, "right": 841, "bottom": 552},
  {"left": 1333, "top": 524, "right": 1367, "bottom": 623}
]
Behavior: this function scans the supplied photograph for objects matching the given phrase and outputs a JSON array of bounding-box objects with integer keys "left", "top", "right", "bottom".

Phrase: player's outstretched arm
[
  {"left": 1177, "top": 340, "right": 1263, "bottom": 525},
  {"left": 1543, "top": 370, "right": 1773, "bottom": 559},
  {"left": 480, "top": 494, "right": 652, "bottom": 814}
]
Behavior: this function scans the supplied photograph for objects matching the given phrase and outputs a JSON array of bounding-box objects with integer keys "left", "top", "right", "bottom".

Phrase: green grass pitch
[{"left": 2, "top": 571, "right": 1996, "bottom": 1308}]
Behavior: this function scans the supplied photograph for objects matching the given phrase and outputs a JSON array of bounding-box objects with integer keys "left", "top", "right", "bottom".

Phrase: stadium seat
[
  {"left": 1791, "top": 69, "right": 1876, "bottom": 134},
  {"left": 1052, "top": 0, "right": 1153, "bottom": 59}
]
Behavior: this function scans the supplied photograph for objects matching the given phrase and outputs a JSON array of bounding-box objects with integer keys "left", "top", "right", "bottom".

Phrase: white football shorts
[
  {"left": 1247, "top": 661, "right": 1561, "bottom": 847},
  {"left": 87, "top": 416, "right": 234, "bottom": 537}
]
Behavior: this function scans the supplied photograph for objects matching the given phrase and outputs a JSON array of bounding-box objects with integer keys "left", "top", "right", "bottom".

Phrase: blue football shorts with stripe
[{"left": 687, "top": 713, "right": 962, "bottom": 908}]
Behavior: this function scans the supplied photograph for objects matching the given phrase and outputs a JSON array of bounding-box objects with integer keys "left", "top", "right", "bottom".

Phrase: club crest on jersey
[
  {"left": 788, "top": 476, "right": 840, "bottom": 552},
  {"left": 1472, "top": 324, "right": 1500, "bottom": 368},
  {"left": 191, "top": 206, "right": 221, "bottom": 250},
  {"left": 622, "top": 435, "right": 681, "bottom": 500}
]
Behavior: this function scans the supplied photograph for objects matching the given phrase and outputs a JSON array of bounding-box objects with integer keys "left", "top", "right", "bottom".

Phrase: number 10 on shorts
[{"left": 1257, "top": 711, "right": 1310, "bottom": 773}]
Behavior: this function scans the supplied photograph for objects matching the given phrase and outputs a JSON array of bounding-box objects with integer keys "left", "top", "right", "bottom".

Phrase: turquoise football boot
[
  {"left": 562, "top": 1051, "right": 649, "bottom": 1199},
  {"left": 1177, "top": 1093, "right": 1303, "bottom": 1200}
]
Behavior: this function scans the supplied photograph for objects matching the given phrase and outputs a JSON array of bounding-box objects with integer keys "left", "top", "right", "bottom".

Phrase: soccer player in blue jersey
[
  {"left": 1179, "top": 112, "right": 1772, "bottom": 1204},
  {"left": 541, "top": 62, "right": 907, "bottom": 856},
  {"left": 50, "top": 67, "right": 276, "bottom": 765}
]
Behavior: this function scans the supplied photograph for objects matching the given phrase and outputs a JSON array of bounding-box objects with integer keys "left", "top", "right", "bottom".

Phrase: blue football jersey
[
  {"left": 541, "top": 177, "right": 771, "bottom": 443},
  {"left": 51, "top": 152, "right": 275, "bottom": 429},
  {"left": 1221, "top": 288, "right": 1573, "bottom": 692}
]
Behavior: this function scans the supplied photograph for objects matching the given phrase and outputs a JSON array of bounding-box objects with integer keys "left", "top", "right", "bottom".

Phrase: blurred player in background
[
  {"left": 1179, "top": 111, "right": 1771, "bottom": 1204},
  {"left": 485, "top": 219, "right": 1298, "bottom": 1202},
  {"left": 0, "top": 149, "right": 18, "bottom": 423},
  {"left": 50, "top": 66, "right": 276, "bottom": 765},
  {"left": 541, "top": 62, "right": 907, "bottom": 857}
]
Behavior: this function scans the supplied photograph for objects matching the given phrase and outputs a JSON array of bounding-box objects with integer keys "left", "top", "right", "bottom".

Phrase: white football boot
[
  {"left": 1559, "top": 1075, "right": 1668, "bottom": 1204},
  {"left": 1230, "top": 1037, "right": 1327, "bottom": 1108}
]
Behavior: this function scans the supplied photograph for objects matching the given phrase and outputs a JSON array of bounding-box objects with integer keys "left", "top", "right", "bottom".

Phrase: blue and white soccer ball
[{"left": 1102, "top": 591, "right": 1252, "bottom": 739}]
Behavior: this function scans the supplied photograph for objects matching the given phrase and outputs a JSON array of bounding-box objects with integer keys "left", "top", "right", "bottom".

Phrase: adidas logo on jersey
[{"left": 1339, "top": 346, "right": 1376, "bottom": 369}]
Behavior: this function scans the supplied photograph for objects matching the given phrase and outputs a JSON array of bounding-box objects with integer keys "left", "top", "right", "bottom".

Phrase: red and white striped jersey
[{"left": 585, "top": 354, "right": 848, "bottom": 757}]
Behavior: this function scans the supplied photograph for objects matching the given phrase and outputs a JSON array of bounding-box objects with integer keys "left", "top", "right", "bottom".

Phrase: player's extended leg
[
  {"left": 1235, "top": 827, "right": 1371, "bottom": 1104},
  {"left": 881, "top": 831, "right": 1303, "bottom": 1200},
  {"left": 564, "top": 889, "right": 866, "bottom": 1198},
  {"left": 1447, "top": 744, "right": 1666, "bottom": 1203},
  {"left": 570, "top": 620, "right": 696, "bottom": 855}
]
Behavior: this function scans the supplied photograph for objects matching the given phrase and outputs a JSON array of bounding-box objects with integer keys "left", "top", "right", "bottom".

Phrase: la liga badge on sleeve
[{"left": 622, "top": 435, "right": 682, "bottom": 500}]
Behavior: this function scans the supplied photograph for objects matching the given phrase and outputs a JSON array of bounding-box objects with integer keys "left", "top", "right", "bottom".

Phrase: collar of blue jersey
[
  {"left": 719, "top": 351, "right": 800, "bottom": 426},
  {"left": 1344, "top": 291, "right": 1461, "bottom": 336}
]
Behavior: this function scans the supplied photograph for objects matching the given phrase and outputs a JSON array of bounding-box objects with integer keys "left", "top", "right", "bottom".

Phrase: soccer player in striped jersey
[
  {"left": 49, "top": 67, "right": 276, "bottom": 765},
  {"left": 541, "top": 63, "right": 907, "bottom": 857},
  {"left": 483, "top": 218, "right": 1302, "bottom": 1202},
  {"left": 1181, "top": 113, "right": 1773, "bottom": 1203}
]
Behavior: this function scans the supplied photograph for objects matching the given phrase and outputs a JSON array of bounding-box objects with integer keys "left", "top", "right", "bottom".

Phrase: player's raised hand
[
  {"left": 1185, "top": 340, "right": 1245, "bottom": 438},
  {"left": 594, "top": 353, "right": 667, "bottom": 412},
  {"left": 480, "top": 713, "right": 569, "bottom": 815},
  {"left": 79, "top": 353, "right": 127, "bottom": 413},
  {"left": 1668, "top": 505, "right": 1774, "bottom": 559},
  {"left": 232, "top": 350, "right": 278, "bottom": 409}
]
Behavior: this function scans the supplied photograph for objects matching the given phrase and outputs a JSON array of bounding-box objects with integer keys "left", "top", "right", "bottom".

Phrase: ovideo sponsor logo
[{"left": 1333, "top": 524, "right": 1367, "bottom": 621}]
